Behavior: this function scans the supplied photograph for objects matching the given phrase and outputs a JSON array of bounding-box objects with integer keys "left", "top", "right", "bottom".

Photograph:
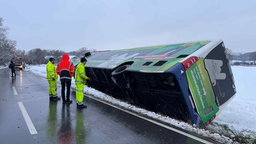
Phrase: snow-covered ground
[
  {"left": 210, "top": 67, "right": 256, "bottom": 132},
  {"left": 1, "top": 65, "right": 255, "bottom": 143}
]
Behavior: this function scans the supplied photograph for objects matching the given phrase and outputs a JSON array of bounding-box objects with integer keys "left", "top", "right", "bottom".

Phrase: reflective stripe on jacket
[{"left": 46, "top": 61, "right": 58, "bottom": 80}]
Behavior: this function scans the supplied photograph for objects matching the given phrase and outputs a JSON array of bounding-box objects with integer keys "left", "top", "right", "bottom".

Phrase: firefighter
[
  {"left": 75, "top": 57, "right": 90, "bottom": 109},
  {"left": 56, "top": 53, "right": 75, "bottom": 104},
  {"left": 46, "top": 58, "right": 60, "bottom": 101}
]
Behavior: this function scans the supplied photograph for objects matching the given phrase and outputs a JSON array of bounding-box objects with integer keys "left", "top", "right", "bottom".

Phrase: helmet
[
  {"left": 80, "top": 57, "right": 87, "bottom": 62},
  {"left": 49, "top": 57, "right": 55, "bottom": 61}
]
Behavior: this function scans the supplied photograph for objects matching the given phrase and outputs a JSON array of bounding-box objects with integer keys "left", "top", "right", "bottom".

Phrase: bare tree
[
  {"left": 26, "top": 48, "right": 47, "bottom": 64},
  {"left": 48, "top": 50, "right": 64, "bottom": 62},
  {"left": 0, "top": 17, "right": 16, "bottom": 65}
]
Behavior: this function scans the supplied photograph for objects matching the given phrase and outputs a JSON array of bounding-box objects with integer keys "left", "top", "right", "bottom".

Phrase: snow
[
  {"left": 210, "top": 66, "right": 256, "bottom": 135},
  {"left": 4, "top": 65, "right": 256, "bottom": 143}
]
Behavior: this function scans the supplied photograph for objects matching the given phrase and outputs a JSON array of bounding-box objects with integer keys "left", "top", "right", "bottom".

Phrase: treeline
[
  {"left": 0, "top": 17, "right": 91, "bottom": 65},
  {"left": 229, "top": 51, "right": 256, "bottom": 66},
  {"left": 24, "top": 47, "right": 90, "bottom": 65},
  {"left": 230, "top": 51, "right": 256, "bottom": 61}
]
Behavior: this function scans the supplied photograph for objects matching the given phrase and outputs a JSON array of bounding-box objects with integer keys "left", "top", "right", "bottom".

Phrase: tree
[
  {"left": 26, "top": 48, "right": 66, "bottom": 64},
  {"left": 0, "top": 17, "right": 16, "bottom": 65},
  {"left": 48, "top": 50, "right": 64, "bottom": 62},
  {"left": 26, "top": 48, "right": 47, "bottom": 64}
]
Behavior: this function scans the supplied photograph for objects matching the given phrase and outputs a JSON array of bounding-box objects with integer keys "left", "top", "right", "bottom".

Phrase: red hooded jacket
[{"left": 56, "top": 53, "right": 75, "bottom": 81}]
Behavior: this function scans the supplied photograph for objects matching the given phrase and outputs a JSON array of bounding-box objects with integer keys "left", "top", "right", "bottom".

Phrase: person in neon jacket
[
  {"left": 46, "top": 58, "right": 60, "bottom": 101},
  {"left": 75, "top": 57, "right": 90, "bottom": 109}
]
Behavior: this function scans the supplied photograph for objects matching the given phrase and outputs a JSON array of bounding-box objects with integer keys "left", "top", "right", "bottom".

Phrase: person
[
  {"left": 75, "top": 57, "right": 90, "bottom": 109},
  {"left": 46, "top": 58, "right": 60, "bottom": 101},
  {"left": 56, "top": 53, "right": 75, "bottom": 104},
  {"left": 9, "top": 60, "right": 16, "bottom": 77}
]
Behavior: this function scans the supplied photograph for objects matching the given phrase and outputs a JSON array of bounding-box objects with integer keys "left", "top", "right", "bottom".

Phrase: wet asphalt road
[{"left": 0, "top": 68, "right": 214, "bottom": 144}]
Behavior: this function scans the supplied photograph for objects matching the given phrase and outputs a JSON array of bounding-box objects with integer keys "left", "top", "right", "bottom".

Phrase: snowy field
[
  {"left": 1, "top": 65, "right": 255, "bottom": 143},
  {"left": 210, "top": 67, "right": 256, "bottom": 131}
]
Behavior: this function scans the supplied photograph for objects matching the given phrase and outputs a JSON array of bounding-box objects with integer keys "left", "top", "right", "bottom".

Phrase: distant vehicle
[
  {"left": 85, "top": 40, "right": 236, "bottom": 128},
  {"left": 12, "top": 57, "right": 25, "bottom": 70}
]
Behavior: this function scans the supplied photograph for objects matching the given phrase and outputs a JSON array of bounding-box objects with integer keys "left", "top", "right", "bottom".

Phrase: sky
[
  {"left": 0, "top": 0, "right": 256, "bottom": 53},
  {"left": 7, "top": 64, "right": 252, "bottom": 143}
]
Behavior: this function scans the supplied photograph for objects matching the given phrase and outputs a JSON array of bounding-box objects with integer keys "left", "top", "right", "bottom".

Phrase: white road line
[
  {"left": 18, "top": 102, "right": 38, "bottom": 135},
  {"left": 86, "top": 95, "right": 212, "bottom": 144},
  {"left": 12, "top": 86, "right": 18, "bottom": 95}
]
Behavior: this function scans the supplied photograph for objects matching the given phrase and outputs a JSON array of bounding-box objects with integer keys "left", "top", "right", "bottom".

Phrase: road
[{"left": 0, "top": 68, "right": 215, "bottom": 144}]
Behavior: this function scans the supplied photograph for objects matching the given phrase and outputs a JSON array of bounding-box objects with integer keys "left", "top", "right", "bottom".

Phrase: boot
[
  {"left": 49, "top": 97, "right": 56, "bottom": 101},
  {"left": 50, "top": 94, "right": 60, "bottom": 101},
  {"left": 52, "top": 94, "right": 60, "bottom": 100},
  {"left": 65, "top": 100, "right": 72, "bottom": 105},
  {"left": 77, "top": 103, "right": 87, "bottom": 109}
]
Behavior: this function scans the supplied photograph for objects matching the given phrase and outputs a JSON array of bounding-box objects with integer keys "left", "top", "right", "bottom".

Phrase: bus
[{"left": 85, "top": 40, "right": 236, "bottom": 127}]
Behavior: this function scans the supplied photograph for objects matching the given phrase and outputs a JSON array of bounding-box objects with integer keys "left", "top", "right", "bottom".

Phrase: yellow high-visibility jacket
[
  {"left": 46, "top": 61, "right": 58, "bottom": 80},
  {"left": 75, "top": 62, "right": 88, "bottom": 84}
]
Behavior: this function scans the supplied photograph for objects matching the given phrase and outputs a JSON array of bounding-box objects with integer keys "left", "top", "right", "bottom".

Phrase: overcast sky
[{"left": 0, "top": 0, "right": 255, "bottom": 53}]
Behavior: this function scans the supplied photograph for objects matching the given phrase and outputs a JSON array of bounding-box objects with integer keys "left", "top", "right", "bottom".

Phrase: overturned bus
[{"left": 85, "top": 40, "right": 236, "bottom": 127}]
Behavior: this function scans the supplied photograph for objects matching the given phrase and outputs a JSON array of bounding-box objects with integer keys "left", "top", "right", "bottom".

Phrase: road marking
[
  {"left": 18, "top": 102, "right": 38, "bottom": 135},
  {"left": 12, "top": 86, "right": 18, "bottom": 95},
  {"left": 86, "top": 94, "right": 213, "bottom": 144}
]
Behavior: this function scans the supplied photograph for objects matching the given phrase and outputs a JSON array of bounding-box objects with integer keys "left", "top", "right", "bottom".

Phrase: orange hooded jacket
[{"left": 56, "top": 53, "right": 75, "bottom": 81}]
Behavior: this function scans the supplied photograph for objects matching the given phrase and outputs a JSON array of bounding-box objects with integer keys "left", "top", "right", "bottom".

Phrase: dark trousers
[
  {"left": 11, "top": 70, "right": 16, "bottom": 77},
  {"left": 61, "top": 79, "right": 71, "bottom": 102}
]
